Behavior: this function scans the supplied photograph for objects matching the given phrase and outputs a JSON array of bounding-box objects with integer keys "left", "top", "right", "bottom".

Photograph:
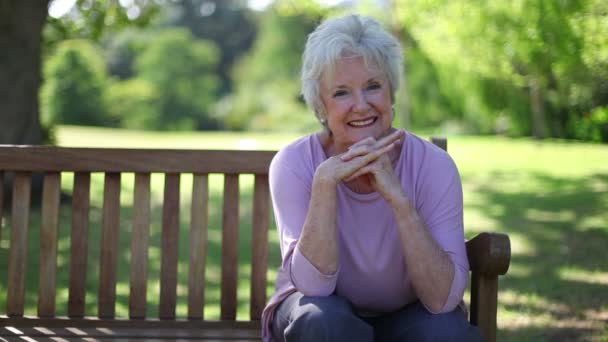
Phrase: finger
[
  {"left": 341, "top": 136, "right": 400, "bottom": 162},
  {"left": 341, "top": 144, "right": 374, "bottom": 161},
  {"left": 344, "top": 161, "right": 379, "bottom": 182},
  {"left": 374, "top": 130, "right": 404, "bottom": 150},
  {"left": 363, "top": 141, "right": 395, "bottom": 164},
  {"left": 350, "top": 136, "right": 376, "bottom": 148},
  {"left": 342, "top": 142, "right": 394, "bottom": 179}
]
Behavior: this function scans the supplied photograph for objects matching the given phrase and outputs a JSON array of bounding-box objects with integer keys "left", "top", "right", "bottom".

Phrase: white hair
[{"left": 301, "top": 14, "right": 404, "bottom": 121}]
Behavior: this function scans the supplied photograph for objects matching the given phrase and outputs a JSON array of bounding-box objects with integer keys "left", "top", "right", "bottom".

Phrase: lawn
[{"left": 1, "top": 125, "right": 607, "bottom": 341}]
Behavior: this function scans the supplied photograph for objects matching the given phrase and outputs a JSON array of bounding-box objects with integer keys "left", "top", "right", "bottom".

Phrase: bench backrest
[{"left": 0, "top": 146, "right": 275, "bottom": 321}]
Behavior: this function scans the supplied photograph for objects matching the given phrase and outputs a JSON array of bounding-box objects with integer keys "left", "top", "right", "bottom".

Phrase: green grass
[{"left": 1, "top": 126, "right": 607, "bottom": 341}]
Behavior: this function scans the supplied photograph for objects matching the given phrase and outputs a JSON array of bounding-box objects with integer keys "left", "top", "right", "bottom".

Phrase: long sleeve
[
  {"left": 413, "top": 150, "right": 469, "bottom": 313},
  {"left": 269, "top": 151, "right": 338, "bottom": 296}
]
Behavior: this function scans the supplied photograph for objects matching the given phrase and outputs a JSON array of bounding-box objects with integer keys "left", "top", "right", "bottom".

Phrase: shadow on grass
[{"left": 465, "top": 172, "right": 608, "bottom": 341}]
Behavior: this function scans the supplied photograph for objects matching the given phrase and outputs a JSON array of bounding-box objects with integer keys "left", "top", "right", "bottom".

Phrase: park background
[{"left": 0, "top": 0, "right": 607, "bottom": 341}]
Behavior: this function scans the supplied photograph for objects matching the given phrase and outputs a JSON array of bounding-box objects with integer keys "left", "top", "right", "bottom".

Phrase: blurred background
[
  {"left": 2, "top": 0, "right": 608, "bottom": 143},
  {"left": 0, "top": 0, "right": 607, "bottom": 341}
]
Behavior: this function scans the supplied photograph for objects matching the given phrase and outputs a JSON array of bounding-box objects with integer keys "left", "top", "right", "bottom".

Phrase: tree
[
  {"left": 395, "top": 0, "right": 608, "bottom": 140},
  {"left": 0, "top": 0, "right": 161, "bottom": 145},
  {"left": 159, "top": 0, "right": 257, "bottom": 95},
  {"left": 0, "top": 0, "right": 49, "bottom": 145},
  {"left": 41, "top": 39, "right": 109, "bottom": 126},
  {"left": 134, "top": 28, "right": 221, "bottom": 130},
  {"left": 217, "top": 6, "right": 323, "bottom": 131}
]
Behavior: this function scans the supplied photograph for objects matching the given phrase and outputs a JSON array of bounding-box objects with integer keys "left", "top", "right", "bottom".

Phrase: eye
[
  {"left": 332, "top": 89, "right": 348, "bottom": 98},
  {"left": 367, "top": 82, "right": 381, "bottom": 90}
]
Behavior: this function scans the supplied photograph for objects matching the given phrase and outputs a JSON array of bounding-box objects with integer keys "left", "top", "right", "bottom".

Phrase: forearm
[
  {"left": 296, "top": 175, "right": 339, "bottom": 275},
  {"left": 391, "top": 195, "right": 455, "bottom": 312}
]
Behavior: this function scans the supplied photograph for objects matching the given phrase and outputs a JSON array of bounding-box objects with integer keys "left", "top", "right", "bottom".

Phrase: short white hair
[{"left": 301, "top": 14, "right": 403, "bottom": 121}]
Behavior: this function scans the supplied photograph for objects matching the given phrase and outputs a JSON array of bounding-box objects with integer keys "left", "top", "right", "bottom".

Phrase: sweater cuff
[
  {"left": 290, "top": 245, "right": 338, "bottom": 296},
  {"left": 425, "top": 263, "right": 468, "bottom": 314}
]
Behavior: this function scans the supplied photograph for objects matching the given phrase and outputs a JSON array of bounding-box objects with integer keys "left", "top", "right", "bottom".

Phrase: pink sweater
[{"left": 261, "top": 130, "right": 469, "bottom": 341}]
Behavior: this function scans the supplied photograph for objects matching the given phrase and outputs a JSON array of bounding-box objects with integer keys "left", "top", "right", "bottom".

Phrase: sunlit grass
[
  {"left": 1, "top": 126, "right": 607, "bottom": 341},
  {"left": 55, "top": 125, "right": 300, "bottom": 150}
]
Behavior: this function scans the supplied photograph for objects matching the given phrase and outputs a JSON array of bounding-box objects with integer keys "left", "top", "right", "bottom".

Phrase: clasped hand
[{"left": 316, "top": 130, "right": 406, "bottom": 201}]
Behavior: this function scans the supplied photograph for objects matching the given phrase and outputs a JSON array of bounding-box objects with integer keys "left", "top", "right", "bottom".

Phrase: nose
[{"left": 352, "top": 90, "right": 371, "bottom": 113}]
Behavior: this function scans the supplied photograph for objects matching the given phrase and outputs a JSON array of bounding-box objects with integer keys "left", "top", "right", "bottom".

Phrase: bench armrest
[
  {"left": 465, "top": 232, "right": 511, "bottom": 342},
  {"left": 466, "top": 232, "right": 511, "bottom": 276}
]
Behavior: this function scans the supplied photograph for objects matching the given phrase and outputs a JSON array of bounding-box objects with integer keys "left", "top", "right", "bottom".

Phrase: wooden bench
[{"left": 0, "top": 140, "right": 510, "bottom": 341}]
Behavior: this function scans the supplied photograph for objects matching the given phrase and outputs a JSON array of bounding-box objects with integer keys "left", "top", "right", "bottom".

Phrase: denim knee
[
  {"left": 284, "top": 295, "right": 372, "bottom": 342},
  {"left": 409, "top": 309, "right": 483, "bottom": 342}
]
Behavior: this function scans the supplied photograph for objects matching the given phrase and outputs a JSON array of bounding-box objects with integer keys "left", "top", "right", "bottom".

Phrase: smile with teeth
[{"left": 349, "top": 117, "right": 377, "bottom": 127}]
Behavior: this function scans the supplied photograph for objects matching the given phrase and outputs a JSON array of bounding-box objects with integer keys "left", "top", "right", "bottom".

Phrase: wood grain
[
  {"left": 98, "top": 173, "right": 121, "bottom": 318},
  {"left": 220, "top": 174, "right": 239, "bottom": 321},
  {"left": 0, "top": 146, "right": 275, "bottom": 174},
  {"left": 6, "top": 172, "right": 31, "bottom": 316},
  {"left": 250, "top": 175, "right": 269, "bottom": 320},
  {"left": 159, "top": 173, "right": 180, "bottom": 320},
  {"left": 470, "top": 272, "right": 498, "bottom": 342},
  {"left": 129, "top": 173, "right": 151, "bottom": 319},
  {"left": 38, "top": 172, "right": 61, "bottom": 318},
  {"left": 68, "top": 172, "right": 91, "bottom": 318},
  {"left": 188, "top": 174, "right": 208, "bottom": 320}
]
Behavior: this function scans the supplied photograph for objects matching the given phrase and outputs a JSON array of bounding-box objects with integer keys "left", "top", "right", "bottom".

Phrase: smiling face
[{"left": 320, "top": 56, "right": 394, "bottom": 154}]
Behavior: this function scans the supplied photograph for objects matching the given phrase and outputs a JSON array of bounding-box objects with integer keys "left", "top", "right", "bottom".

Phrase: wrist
[
  {"left": 314, "top": 167, "right": 340, "bottom": 188},
  {"left": 386, "top": 188, "right": 411, "bottom": 211}
]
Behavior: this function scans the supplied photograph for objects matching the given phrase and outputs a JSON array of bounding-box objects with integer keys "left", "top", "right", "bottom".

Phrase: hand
[
  {"left": 342, "top": 130, "right": 407, "bottom": 202},
  {"left": 314, "top": 130, "right": 403, "bottom": 186}
]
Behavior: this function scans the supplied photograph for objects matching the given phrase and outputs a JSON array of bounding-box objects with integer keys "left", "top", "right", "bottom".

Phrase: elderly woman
[{"left": 261, "top": 14, "right": 482, "bottom": 342}]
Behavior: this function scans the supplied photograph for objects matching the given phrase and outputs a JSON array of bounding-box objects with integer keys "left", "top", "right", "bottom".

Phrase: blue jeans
[{"left": 271, "top": 292, "right": 484, "bottom": 342}]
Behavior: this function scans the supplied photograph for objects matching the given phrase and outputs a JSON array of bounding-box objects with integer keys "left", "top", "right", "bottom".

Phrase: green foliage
[
  {"left": 134, "top": 28, "right": 221, "bottom": 130},
  {"left": 392, "top": 0, "right": 608, "bottom": 141},
  {"left": 45, "top": 0, "right": 160, "bottom": 46},
  {"left": 569, "top": 106, "right": 608, "bottom": 142},
  {"left": 103, "top": 28, "right": 150, "bottom": 80},
  {"left": 157, "top": 0, "right": 258, "bottom": 95},
  {"left": 219, "top": 7, "right": 323, "bottom": 131},
  {"left": 105, "top": 78, "right": 161, "bottom": 129},
  {"left": 41, "top": 39, "right": 110, "bottom": 126}
]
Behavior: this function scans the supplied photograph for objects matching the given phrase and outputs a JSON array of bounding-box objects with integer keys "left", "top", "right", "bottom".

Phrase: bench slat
[
  {"left": 221, "top": 174, "right": 239, "bottom": 321},
  {"left": 188, "top": 173, "right": 208, "bottom": 319},
  {"left": 38, "top": 172, "right": 61, "bottom": 318},
  {"left": 129, "top": 173, "right": 151, "bottom": 319},
  {"left": 7, "top": 172, "right": 32, "bottom": 316},
  {"left": 68, "top": 172, "right": 91, "bottom": 318},
  {"left": 159, "top": 173, "right": 180, "bottom": 320},
  {"left": 0, "top": 146, "right": 275, "bottom": 174},
  {"left": 430, "top": 136, "right": 448, "bottom": 151},
  {"left": 250, "top": 175, "right": 269, "bottom": 320},
  {"left": 0, "top": 171, "right": 4, "bottom": 242},
  {"left": 0, "top": 317, "right": 261, "bottom": 339},
  {"left": 0, "top": 316, "right": 261, "bottom": 329},
  {"left": 0, "top": 327, "right": 261, "bottom": 340},
  {"left": 98, "top": 173, "right": 121, "bottom": 318}
]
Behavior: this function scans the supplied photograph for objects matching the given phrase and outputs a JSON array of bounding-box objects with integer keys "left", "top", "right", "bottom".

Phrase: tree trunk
[
  {"left": 0, "top": 0, "right": 49, "bottom": 145},
  {"left": 1, "top": 0, "right": 49, "bottom": 209},
  {"left": 529, "top": 76, "right": 546, "bottom": 140}
]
